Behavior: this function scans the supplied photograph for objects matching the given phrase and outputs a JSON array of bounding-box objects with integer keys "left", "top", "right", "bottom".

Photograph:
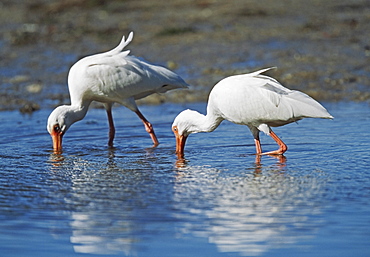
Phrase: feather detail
[
  {"left": 248, "top": 67, "right": 276, "bottom": 77},
  {"left": 105, "top": 31, "right": 134, "bottom": 55}
]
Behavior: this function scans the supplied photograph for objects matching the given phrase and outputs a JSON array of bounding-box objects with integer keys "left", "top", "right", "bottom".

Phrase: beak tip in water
[{"left": 51, "top": 133, "right": 63, "bottom": 154}]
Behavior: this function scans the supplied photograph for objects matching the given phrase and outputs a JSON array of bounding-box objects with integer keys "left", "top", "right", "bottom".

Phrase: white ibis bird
[
  {"left": 47, "top": 32, "right": 188, "bottom": 152},
  {"left": 172, "top": 68, "right": 333, "bottom": 158}
]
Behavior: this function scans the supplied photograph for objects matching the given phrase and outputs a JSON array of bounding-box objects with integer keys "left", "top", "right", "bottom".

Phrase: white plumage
[
  {"left": 47, "top": 32, "right": 188, "bottom": 152},
  {"left": 172, "top": 68, "right": 333, "bottom": 158}
]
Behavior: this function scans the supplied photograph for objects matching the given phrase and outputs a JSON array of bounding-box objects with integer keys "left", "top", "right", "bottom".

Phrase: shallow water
[{"left": 0, "top": 101, "right": 370, "bottom": 257}]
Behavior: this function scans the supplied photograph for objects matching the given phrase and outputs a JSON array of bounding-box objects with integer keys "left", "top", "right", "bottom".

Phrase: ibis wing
[
  {"left": 258, "top": 82, "right": 289, "bottom": 107},
  {"left": 85, "top": 56, "right": 149, "bottom": 97},
  {"left": 257, "top": 81, "right": 332, "bottom": 119},
  {"left": 85, "top": 54, "right": 188, "bottom": 100}
]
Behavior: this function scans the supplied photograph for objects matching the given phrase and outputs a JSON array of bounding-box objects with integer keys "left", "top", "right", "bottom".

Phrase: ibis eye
[
  {"left": 173, "top": 126, "right": 177, "bottom": 132},
  {"left": 53, "top": 124, "right": 61, "bottom": 133}
]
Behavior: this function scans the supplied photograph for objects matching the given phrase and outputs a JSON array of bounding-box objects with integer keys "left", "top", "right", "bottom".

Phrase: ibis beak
[
  {"left": 175, "top": 133, "right": 187, "bottom": 159},
  {"left": 51, "top": 132, "right": 63, "bottom": 153}
]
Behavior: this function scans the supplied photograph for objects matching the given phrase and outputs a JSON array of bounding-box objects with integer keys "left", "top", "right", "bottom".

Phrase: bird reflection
[
  {"left": 70, "top": 212, "right": 136, "bottom": 255},
  {"left": 173, "top": 161, "right": 324, "bottom": 256},
  {"left": 254, "top": 154, "right": 287, "bottom": 174},
  {"left": 45, "top": 146, "right": 324, "bottom": 257},
  {"left": 174, "top": 157, "right": 189, "bottom": 169},
  {"left": 175, "top": 154, "right": 287, "bottom": 174},
  {"left": 48, "top": 152, "right": 65, "bottom": 167},
  {"left": 46, "top": 152, "right": 153, "bottom": 256}
]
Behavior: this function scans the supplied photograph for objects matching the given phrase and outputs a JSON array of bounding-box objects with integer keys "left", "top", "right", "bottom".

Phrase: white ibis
[
  {"left": 47, "top": 32, "right": 188, "bottom": 152},
  {"left": 172, "top": 68, "right": 333, "bottom": 158}
]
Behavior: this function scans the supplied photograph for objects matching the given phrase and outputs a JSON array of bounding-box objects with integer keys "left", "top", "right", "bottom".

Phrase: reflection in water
[
  {"left": 48, "top": 152, "right": 65, "bottom": 167},
  {"left": 173, "top": 161, "right": 325, "bottom": 256},
  {"left": 67, "top": 151, "right": 139, "bottom": 255},
  {"left": 70, "top": 212, "right": 136, "bottom": 255},
  {"left": 47, "top": 152, "right": 145, "bottom": 256},
  {"left": 46, "top": 149, "right": 327, "bottom": 256},
  {"left": 176, "top": 154, "right": 287, "bottom": 171},
  {"left": 254, "top": 154, "right": 286, "bottom": 173},
  {"left": 47, "top": 147, "right": 186, "bottom": 256}
]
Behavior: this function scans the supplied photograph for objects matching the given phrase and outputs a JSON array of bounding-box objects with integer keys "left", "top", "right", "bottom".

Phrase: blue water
[{"left": 0, "top": 102, "right": 369, "bottom": 257}]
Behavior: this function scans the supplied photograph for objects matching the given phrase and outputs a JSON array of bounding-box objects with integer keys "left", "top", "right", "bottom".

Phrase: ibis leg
[
  {"left": 254, "top": 138, "right": 262, "bottom": 155},
  {"left": 250, "top": 127, "right": 262, "bottom": 155},
  {"left": 105, "top": 104, "right": 115, "bottom": 148},
  {"left": 134, "top": 109, "right": 159, "bottom": 146},
  {"left": 261, "top": 130, "right": 287, "bottom": 155}
]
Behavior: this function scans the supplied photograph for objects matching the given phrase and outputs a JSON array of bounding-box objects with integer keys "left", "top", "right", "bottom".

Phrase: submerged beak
[
  {"left": 175, "top": 133, "right": 187, "bottom": 159},
  {"left": 51, "top": 131, "right": 63, "bottom": 153}
]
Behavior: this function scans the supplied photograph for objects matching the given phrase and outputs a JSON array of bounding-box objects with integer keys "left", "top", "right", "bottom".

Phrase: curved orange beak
[
  {"left": 51, "top": 131, "right": 63, "bottom": 153},
  {"left": 173, "top": 126, "right": 187, "bottom": 159}
]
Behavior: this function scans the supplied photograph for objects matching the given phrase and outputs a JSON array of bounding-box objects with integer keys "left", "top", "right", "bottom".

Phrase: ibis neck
[
  {"left": 68, "top": 101, "right": 91, "bottom": 124},
  {"left": 191, "top": 111, "right": 223, "bottom": 134}
]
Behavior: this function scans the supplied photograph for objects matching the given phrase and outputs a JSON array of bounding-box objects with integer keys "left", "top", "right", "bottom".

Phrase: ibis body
[
  {"left": 172, "top": 68, "right": 333, "bottom": 158},
  {"left": 47, "top": 32, "right": 188, "bottom": 152}
]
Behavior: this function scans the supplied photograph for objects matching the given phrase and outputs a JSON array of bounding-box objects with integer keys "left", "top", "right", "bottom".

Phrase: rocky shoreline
[{"left": 1, "top": 0, "right": 369, "bottom": 112}]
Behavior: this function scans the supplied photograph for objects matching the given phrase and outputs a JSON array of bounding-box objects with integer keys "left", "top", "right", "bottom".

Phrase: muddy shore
[{"left": 1, "top": 0, "right": 369, "bottom": 112}]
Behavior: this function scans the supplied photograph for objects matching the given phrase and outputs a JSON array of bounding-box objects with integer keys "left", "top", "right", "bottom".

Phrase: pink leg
[
  {"left": 251, "top": 128, "right": 262, "bottom": 155},
  {"left": 261, "top": 130, "right": 288, "bottom": 155},
  {"left": 254, "top": 138, "right": 262, "bottom": 155},
  {"left": 105, "top": 105, "right": 115, "bottom": 148},
  {"left": 134, "top": 110, "right": 159, "bottom": 146}
]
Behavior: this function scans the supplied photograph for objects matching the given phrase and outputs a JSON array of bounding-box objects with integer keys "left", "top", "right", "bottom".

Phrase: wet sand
[{"left": 0, "top": 0, "right": 369, "bottom": 112}]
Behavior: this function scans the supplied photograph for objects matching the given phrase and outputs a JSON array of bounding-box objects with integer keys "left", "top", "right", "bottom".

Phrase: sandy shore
[{"left": 0, "top": 0, "right": 369, "bottom": 112}]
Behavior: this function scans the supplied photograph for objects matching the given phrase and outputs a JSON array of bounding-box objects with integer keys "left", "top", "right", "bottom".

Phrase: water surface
[{"left": 0, "top": 102, "right": 369, "bottom": 256}]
